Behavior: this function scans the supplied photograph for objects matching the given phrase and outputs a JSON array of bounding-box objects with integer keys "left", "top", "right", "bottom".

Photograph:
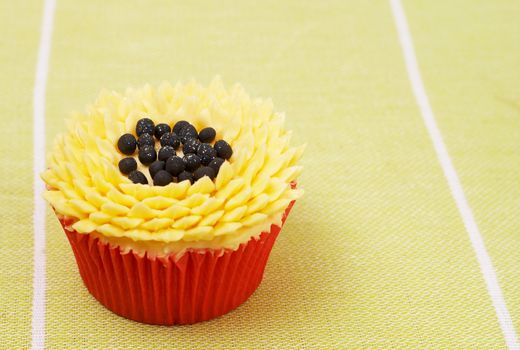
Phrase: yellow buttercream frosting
[{"left": 42, "top": 78, "right": 303, "bottom": 255}]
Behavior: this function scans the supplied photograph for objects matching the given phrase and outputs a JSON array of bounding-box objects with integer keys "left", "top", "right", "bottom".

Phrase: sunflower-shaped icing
[{"left": 42, "top": 78, "right": 304, "bottom": 249}]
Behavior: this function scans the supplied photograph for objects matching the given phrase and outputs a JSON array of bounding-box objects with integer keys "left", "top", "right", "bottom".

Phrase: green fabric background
[{"left": 1, "top": 0, "right": 518, "bottom": 348}]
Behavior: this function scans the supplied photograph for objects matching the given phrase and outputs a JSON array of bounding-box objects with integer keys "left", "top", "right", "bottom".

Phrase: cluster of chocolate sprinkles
[{"left": 117, "top": 118, "right": 233, "bottom": 186}]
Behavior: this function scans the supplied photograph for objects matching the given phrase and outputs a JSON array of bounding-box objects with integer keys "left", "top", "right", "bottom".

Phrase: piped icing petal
[{"left": 41, "top": 78, "right": 303, "bottom": 253}]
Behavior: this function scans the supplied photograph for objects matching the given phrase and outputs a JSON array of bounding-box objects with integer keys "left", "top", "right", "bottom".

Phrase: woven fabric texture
[{"left": 1, "top": 0, "right": 519, "bottom": 348}]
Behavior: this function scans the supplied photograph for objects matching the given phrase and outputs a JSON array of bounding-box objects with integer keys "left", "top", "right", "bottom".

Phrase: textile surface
[{"left": 1, "top": 0, "right": 519, "bottom": 348}]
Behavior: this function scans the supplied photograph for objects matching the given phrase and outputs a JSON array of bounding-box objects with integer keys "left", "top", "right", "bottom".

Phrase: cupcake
[{"left": 41, "top": 78, "right": 304, "bottom": 325}]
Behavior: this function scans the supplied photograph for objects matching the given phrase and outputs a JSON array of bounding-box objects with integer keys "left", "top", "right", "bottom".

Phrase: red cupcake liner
[{"left": 59, "top": 200, "right": 295, "bottom": 325}]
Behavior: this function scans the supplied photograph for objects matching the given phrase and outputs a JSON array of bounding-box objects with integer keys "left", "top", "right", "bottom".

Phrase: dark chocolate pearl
[
  {"left": 137, "top": 133, "right": 154, "bottom": 149},
  {"left": 149, "top": 160, "right": 165, "bottom": 179},
  {"left": 128, "top": 170, "right": 148, "bottom": 184},
  {"left": 154, "top": 123, "right": 171, "bottom": 139},
  {"left": 117, "top": 133, "right": 137, "bottom": 155},
  {"left": 183, "top": 153, "right": 201, "bottom": 172},
  {"left": 177, "top": 171, "right": 194, "bottom": 184},
  {"left": 198, "top": 127, "right": 216, "bottom": 143},
  {"left": 153, "top": 170, "right": 173, "bottom": 186},
  {"left": 183, "top": 137, "right": 200, "bottom": 154},
  {"left": 194, "top": 166, "right": 216, "bottom": 181},
  {"left": 138, "top": 145, "right": 156, "bottom": 165},
  {"left": 172, "top": 120, "right": 190, "bottom": 135},
  {"left": 160, "top": 132, "right": 181, "bottom": 149},
  {"left": 136, "top": 118, "right": 155, "bottom": 136},
  {"left": 165, "top": 156, "right": 185, "bottom": 176},
  {"left": 214, "top": 140, "right": 233, "bottom": 160},
  {"left": 208, "top": 157, "right": 225, "bottom": 174},
  {"left": 179, "top": 124, "right": 198, "bottom": 143},
  {"left": 118, "top": 157, "right": 137, "bottom": 175},
  {"left": 158, "top": 146, "right": 175, "bottom": 162},
  {"left": 197, "top": 143, "right": 217, "bottom": 165}
]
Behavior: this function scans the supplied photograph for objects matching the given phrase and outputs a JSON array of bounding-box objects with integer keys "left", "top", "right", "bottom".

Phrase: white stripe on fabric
[
  {"left": 389, "top": 0, "right": 520, "bottom": 348},
  {"left": 31, "top": 0, "right": 56, "bottom": 349}
]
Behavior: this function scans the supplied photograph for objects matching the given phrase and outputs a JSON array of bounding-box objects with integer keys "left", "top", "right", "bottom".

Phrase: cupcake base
[{"left": 60, "top": 201, "right": 295, "bottom": 325}]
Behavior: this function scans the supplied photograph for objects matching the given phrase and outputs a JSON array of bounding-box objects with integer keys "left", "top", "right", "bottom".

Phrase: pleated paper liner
[{"left": 59, "top": 200, "right": 295, "bottom": 325}]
